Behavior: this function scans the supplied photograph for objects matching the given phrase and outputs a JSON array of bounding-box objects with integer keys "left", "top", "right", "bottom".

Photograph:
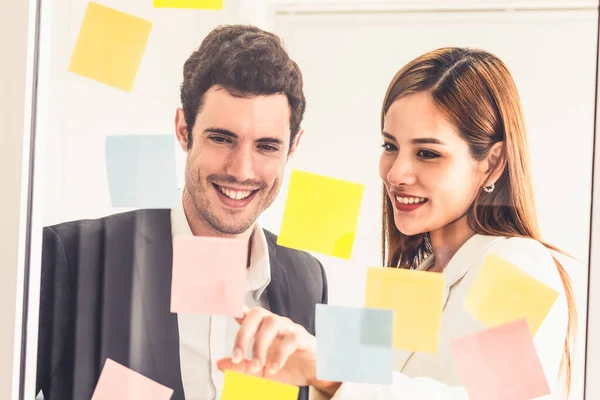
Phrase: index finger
[
  {"left": 232, "top": 306, "right": 269, "bottom": 363},
  {"left": 234, "top": 305, "right": 251, "bottom": 325}
]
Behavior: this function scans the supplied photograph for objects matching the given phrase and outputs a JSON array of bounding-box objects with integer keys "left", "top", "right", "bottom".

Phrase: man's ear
[
  {"left": 484, "top": 142, "right": 506, "bottom": 184},
  {"left": 287, "top": 129, "right": 304, "bottom": 160},
  {"left": 175, "top": 108, "right": 190, "bottom": 152}
]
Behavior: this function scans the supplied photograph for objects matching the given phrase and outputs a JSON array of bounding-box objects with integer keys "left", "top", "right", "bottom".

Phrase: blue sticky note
[
  {"left": 105, "top": 135, "right": 179, "bottom": 208},
  {"left": 316, "top": 304, "right": 393, "bottom": 384}
]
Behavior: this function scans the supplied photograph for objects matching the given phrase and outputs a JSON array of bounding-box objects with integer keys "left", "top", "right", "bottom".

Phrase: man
[{"left": 35, "top": 25, "right": 327, "bottom": 400}]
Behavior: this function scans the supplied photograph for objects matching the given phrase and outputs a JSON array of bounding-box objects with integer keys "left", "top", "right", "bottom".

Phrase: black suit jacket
[{"left": 35, "top": 209, "right": 328, "bottom": 400}]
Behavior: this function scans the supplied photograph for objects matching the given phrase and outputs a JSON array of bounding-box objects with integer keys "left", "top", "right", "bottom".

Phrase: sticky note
[
  {"left": 365, "top": 267, "right": 444, "bottom": 352},
  {"left": 450, "top": 319, "right": 550, "bottom": 400},
  {"left": 277, "top": 170, "right": 364, "bottom": 259},
  {"left": 91, "top": 358, "right": 174, "bottom": 399},
  {"left": 221, "top": 370, "right": 299, "bottom": 400},
  {"left": 464, "top": 252, "right": 559, "bottom": 335},
  {"left": 171, "top": 236, "right": 247, "bottom": 316},
  {"left": 154, "top": 0, "right": 223, "bottom": 9},
  {"left": 105, "top": 135, "right": 179, "bottom": 208},
  {"left": 68, "top": 2, "right": 152, "bottom": 92},
  {"left": 316, "top": 304, "right": 393, "bottom": 384}
]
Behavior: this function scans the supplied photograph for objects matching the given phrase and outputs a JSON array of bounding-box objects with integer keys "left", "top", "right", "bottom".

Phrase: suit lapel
[
  {"left": 132, "top": 209, "right": 185, "bottom": 398},
  {"left": 264, "top": 232, "right": 291, "bottom": 318},
  {"left": 394, "top": 234, "right": 505, "bottom": 372}
]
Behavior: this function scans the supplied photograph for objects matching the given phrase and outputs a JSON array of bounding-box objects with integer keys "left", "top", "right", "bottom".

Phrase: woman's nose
[{"left": 387, "top": 157, "right": 417, "bottom": 186}]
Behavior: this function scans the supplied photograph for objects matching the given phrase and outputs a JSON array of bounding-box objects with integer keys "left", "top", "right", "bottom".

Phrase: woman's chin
[{"left": 395, "top": 225, "right": 427, "bottom": 237}]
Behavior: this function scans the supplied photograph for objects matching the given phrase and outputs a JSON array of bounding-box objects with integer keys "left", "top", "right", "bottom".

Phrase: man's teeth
[
  {"left": 395, "top": 196, "right": 427, "bottom": 205},
  {"left": 217, "top": 186, "right": 253, "bottom": 200}
]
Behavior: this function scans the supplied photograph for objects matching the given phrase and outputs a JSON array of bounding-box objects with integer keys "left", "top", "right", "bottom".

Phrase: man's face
[{"left": 175, "top": 86, "right": 300, "bottom": 236}]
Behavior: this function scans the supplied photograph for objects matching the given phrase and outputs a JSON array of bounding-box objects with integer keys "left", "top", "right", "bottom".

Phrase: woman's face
[{"left": 379, "top": 92, "right": 490, "bottom": 237}]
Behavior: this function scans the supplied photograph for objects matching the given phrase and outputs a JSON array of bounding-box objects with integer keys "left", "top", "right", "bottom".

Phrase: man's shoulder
[{"left": 45, "top": 209, "right": 170, "bottom": 243}]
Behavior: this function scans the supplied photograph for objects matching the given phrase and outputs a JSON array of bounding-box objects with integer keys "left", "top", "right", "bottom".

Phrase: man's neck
[{"left": 181, "top": 189, "right": 255, "bottom": 267}]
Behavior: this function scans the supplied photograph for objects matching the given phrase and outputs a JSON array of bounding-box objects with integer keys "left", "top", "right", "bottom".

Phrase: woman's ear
[{"left": 485, "top": 142, "right": 506, "bottom": 184}]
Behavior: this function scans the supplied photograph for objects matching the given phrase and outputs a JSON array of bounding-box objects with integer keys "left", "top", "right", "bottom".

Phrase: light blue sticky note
[
  {"left": 316, "top": 304, "right": 393, "bottom": 385},
  {"left": 105, "top": 135, "right": 179, "bottom": 208}
]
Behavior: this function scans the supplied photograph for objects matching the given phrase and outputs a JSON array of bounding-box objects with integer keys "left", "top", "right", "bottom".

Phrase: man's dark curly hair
[{"left": 180, "top": 24, "right": 306, "bottom": 150}]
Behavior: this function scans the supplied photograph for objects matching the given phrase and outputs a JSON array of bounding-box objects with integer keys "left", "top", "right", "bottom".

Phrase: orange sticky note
[
  {"left": 68, "top": 2, "right": 152, "bottom": 92},
  {"left": 170, "top": 236, "right": 247, "bottom": 316},
  {"left": 365, "top": 267, "right": 444, "bottom": 352},
  {"left": 277, "top": 170, "right": 364, "bottom": 260},
  {"left": 464, "top": 253, "right": 559, "bottom": 335},
  {"left": 450, "top": 319, "right": 550, "bottom": 400},
  {"left": 221, "top": 371, "right": 299, "bottom": 400},
  {"left": 91, "top": 358, "right": 173, "bottom": 399},
  {"left": 154, "top": 0, "right": 223, "bottom": 9}
]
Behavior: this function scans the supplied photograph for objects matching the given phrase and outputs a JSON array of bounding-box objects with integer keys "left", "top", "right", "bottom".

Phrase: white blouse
[{"left": 311, "top": 234, "right": 571, "bottom": 399}]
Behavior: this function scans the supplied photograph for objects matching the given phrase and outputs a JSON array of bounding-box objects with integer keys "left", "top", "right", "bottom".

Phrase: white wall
[
  {"left": 41, "top": 0, "right": 254, "bottom": 226},
  {"left": 0, "top": 0, "right": 35, "bottom": 397},
  {"left": 258, "top": 3, "right": 597, "bottom": 399}
]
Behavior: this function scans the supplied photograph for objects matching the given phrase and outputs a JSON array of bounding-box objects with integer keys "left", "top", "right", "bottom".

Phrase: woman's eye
[
  {"left": 381, "top": 143, "right": 397, "bottom": 152},
  {"left": 417, "top": 149, "right": 440, "bottom": 159}
]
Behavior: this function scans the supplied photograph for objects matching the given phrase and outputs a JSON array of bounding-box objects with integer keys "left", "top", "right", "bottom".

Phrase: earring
[{"left": 483, "top": 182, "right": 495, "bottom": 193}]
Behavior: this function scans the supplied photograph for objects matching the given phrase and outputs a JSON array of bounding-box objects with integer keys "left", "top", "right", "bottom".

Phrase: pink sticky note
[
  {"left": 170, "top": 236, "right": 247, "bottom": 316},
  {"left": 450, "top": 319, "right": 550, "bottom": 400},
  {"left": 91, "top": 358, "right": 173, "bottom": 399}
]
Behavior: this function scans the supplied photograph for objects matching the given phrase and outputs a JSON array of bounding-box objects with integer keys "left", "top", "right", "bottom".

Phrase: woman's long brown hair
[{"left": 380, "top": 47, "right": 576, "bottom": 394}]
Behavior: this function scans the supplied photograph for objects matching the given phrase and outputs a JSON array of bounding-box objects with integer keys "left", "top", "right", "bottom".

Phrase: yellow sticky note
[
  {"left": 277, "top": 170, "right": 364, "bottom": 260},
  {"left": 464, "top": 253, "right": 559, "bottom": 335},
  {"left": 154, "top": 0, "right": 223, "bottom": 9},
  {"left": 221, "top": 371, "right": 299, "bottom": 400},
  {"left": 68, "top": 2, "right": 152, "bottom": 92},
  {"left": 365, "top": 267, "right": 445, "bottom": 352}
]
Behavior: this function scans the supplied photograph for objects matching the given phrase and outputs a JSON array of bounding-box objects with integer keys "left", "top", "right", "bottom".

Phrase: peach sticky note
[
  {"left": 365, "top": 267, "right": 445, "bottom": 352},
  {"left": 154, "top": 0, "right": 223, "bottom": 9},
  {"left": 464, "top": 252, "right": 559, "bottom": 335},
  {"left": 91, "top": 358, "right": 174, "bottom": 400},
  {"left": 277, "top": 170, "right": 364, "bottom": 260},
  {"left": 68, "top": 2, "right": 152, "bottom": 92},
  {"left": 450, "top": 319, "right": 550, "bottom": 400},
  {"left": 171, "top": 236, "right": 247, "bottom": 316},
  {"left": 221, "top": 370, "right": 299, "bottom": 400}
]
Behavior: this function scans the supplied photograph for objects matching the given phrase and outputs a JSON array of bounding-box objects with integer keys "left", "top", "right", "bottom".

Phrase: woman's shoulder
[{"left": 477, "top": 235, "right": 564, "bottom": 293}]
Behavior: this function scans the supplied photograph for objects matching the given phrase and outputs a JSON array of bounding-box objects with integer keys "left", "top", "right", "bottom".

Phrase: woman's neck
[{"left": 428, "top": 216, "right": 476, "bottom": 273}]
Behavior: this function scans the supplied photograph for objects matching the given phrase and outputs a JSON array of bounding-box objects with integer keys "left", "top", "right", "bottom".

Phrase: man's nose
[{"left": 225, "top": 146, "right": 255, "bottom": 183}]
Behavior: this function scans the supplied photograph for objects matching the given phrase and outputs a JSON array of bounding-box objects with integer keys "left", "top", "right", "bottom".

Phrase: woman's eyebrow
[{"left": 411, "top": 137, "right": 446, "bottom": 145}]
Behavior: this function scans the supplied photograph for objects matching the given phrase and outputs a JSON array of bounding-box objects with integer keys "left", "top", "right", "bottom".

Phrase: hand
[{"left": 216, "top": 306, "right": 318, "bottom": 387}]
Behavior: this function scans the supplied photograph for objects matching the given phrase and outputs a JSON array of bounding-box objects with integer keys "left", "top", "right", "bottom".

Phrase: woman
[{"left": 216, "top": 47, "right": 576, "bottom": 399}]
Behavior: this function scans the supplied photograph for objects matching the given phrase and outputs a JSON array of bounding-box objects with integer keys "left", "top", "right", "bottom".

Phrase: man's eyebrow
[
  {"left": 256, "top": 137, "right": 284, "bottom": 145},
  {"left": 204, "top": 128, "right": 284, "bottom": 146},
  {"left": 204, "top": 128, "right": 237, "bottom": 138}
]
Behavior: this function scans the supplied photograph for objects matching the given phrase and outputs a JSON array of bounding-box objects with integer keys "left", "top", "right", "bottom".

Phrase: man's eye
[
  {"left": 210, "top": 136, "right": 231, "bottom": 144},
  {"left": 259, "top": 145, "right": 279, "bottom": 152},
  {"left": 417, "top": 150, "right": 440, "bottom": 159}
]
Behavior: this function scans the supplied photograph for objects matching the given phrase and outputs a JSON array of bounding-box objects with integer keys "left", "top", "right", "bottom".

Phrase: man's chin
[{"left": 209, "top": 217, "right": 256, "bottom": 236}]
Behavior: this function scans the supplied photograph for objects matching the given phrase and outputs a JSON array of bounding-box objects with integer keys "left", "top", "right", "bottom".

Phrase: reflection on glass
[{"left": 25, "top": 2, "right": 596, "bottom": 400}]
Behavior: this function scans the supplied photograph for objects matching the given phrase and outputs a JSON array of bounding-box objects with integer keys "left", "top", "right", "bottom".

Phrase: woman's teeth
[
  {"left": 395, "top": 196, "right": 427, "bottom": 205},
  {"left": 217, "top": 186, "right": 253, "bottom": 200}
]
